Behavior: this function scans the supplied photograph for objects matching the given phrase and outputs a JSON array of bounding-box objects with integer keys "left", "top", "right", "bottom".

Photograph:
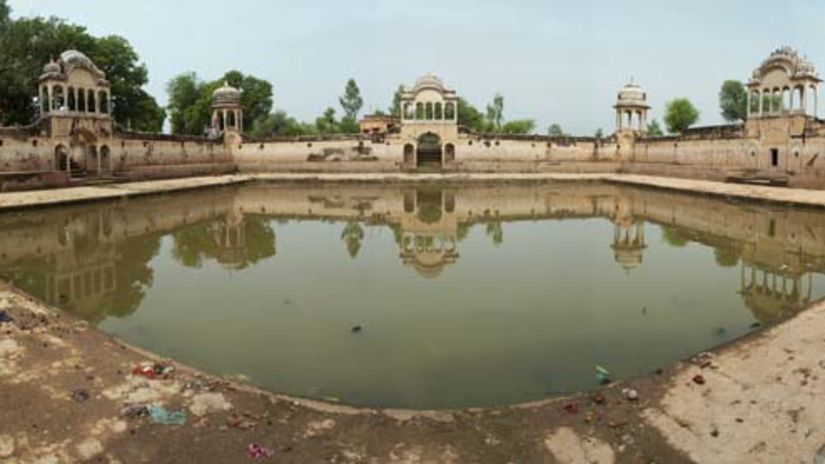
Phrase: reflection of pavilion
[
  {"left": 42, "top": 212, "right": 119, "bottom": 321},
  {"left": 611, "top": 221, "right": 647, "bottom": 272},
  {"left": 397, "top": 189, "right": 460, "bottom": 279},
  {"left": 740, "top": 261, "right": 813, "bottom": 323},
  {"left": 209, "top": 211, "right": 248, "bottom": 270}
]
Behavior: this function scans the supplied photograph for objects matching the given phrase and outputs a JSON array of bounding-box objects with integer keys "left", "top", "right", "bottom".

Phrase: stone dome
[
  {"left": 212, "top": 82, "right": 242, "bottom": 105},
  {"left": 751, "top": 46, "right": 820, "bottom": 83},
  {"left": 413, "top": 74, "right": 445, "bottom": 92},
  {"left": 616, "top": 82, "right": 648, "bottom": 107},
  {"left": 42, "top": 59, "right": 62, "bottom": 75},
  {"left": 59, "top": 50, "right": 106, "bottom": 78}
]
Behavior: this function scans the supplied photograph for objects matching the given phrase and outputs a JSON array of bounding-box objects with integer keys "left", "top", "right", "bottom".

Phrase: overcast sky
[{"left": 8, "top": 0, "right": 825, "bottom": 134}]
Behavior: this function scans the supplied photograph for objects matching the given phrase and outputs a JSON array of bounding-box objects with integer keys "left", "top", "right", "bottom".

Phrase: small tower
[
  {"left": 614, "top": 81, "right": 650, "bottom": 134},
  {"left": 210, "top": 82, "right": 243, "bottom": 135}
]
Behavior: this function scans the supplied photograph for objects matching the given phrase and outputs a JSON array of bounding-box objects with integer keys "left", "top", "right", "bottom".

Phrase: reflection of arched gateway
[
  {"left": 397, "top": 188, "right": 460, "bottom": 278},
  {"left": 416, "top": 132, "right": 442, "bottom": 167}
]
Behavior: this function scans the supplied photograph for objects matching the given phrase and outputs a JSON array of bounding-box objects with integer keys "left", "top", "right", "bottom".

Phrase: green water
[{"left": 1, "top": 182, "right": 823, "bottom": 409}]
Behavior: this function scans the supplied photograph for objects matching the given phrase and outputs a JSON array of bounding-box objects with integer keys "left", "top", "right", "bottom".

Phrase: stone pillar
[
  {"left": 814, "top": 86, "right": 819, "bottom": 118},
  {"left": 802, "top": 87, "right": 808, "bottom": 115},
  {"left": 747, "top": 91, "right": 752, "bottom": 118},
  {"left": 222, "top": 111, "right": 227, "bottom": 131}
]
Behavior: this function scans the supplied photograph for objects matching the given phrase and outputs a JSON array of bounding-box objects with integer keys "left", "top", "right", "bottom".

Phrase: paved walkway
[{"left": 4, "top": 172, "right": 825, "bottom": 212}]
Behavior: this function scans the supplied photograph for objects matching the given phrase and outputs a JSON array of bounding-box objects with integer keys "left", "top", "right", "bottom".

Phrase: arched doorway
[
  {"left": 54, "top": 145, "right": 69, "bottom": 172},
  {"left": 404, "top": 144, "right": 415, "bottom": 165},
  {"left": 416, "top": 132, "right": 442, "bottom": 168},
  {"left": 100, "top": 145, "right": 111, "bottom": 175},
  {"left": 444, "top": 143, "right": 456, "bottom": 163}
]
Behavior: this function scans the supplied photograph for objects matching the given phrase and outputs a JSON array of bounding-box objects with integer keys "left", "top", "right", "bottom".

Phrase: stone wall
[{"left": 6, "top": 114, "right": 825, "bottom": 190}]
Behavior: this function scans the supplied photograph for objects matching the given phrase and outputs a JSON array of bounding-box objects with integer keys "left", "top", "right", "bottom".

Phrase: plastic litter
[
  {"left": 622, "top": 388, "right": 639, "bottom": 401},
  {"left": 70, "top": 389, "right": 90, "bottom": 403},
  {"left": 595, "top": 365, "right": 611, "bottom": 384},
  {"left": 121, "top": 403, "right": 149, "bottom": 419},
  {"left": 147, "top": 405, "right": 187, "bottom": 426},
  {"left": 562, "top": 403, "right": 579, "bottom": 415},
  {"left": 0, "top": 310, "right": 12, "bottom": 324},
  {"left": 132, "top": 362, "right": 175, "bottom": 380},
  {"left": 247, "top": 443, "right": 275, "bottom": 460}
]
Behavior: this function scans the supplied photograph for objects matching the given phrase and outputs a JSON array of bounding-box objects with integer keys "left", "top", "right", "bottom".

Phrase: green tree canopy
[
  {"left": 339, "top": 78, "right": 363, "bottom": 120},
  {"left": 664, "top": 98, "right": 700, "bottom": 133},
  {"left": 594, "top": 128, "right": 604, "bottom": 139},
  {"left": 547, "top": 123, "right": 566, "bottom": 137},
  {"left": 249, "top": 111, "right": 317, "bottom": 137},
  {"left": 0, "top": 6, "right": 164, "bottom": 130},
  {"left": 457, "top": 97, "right": 485, "bottom": 132},
  {"left": 166, "top": 70, "right": 273, "bottom": 135},
  {"left": 486, "top": 93, "right": 504, "bottom": 131},
  {"left": 719, "top": 80, "right": 748, "bottom": 122},
  {"left": 646, "top": 119, "right": 664, "bottom": 137},
  {"left": 501, "top": 119, "right": 536, "bottom": 134}
]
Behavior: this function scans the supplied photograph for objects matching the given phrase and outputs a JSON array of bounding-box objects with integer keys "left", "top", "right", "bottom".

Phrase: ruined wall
[
  {"left": 109, "top": 134, "right": 235, "bottom": 181},
  {"left": 234, "top": 137, "right": 404, "bottom": 172}
]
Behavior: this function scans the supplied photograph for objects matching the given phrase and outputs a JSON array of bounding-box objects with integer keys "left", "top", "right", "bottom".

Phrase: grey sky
[{"left": 8, "top": 0, "right": 825, "bottom": 134}]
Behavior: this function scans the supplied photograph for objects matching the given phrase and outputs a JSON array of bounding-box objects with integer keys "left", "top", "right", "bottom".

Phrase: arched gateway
[{"left": 416, "top": 132, "right": 442, "bottom": 167}]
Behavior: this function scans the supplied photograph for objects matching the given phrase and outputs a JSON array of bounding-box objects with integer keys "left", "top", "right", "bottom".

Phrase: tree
[
  {"left": 646, "top": 119, "right": 664, "bottom": 137},
  {"left": 389, "top": 85, "right": 404, "bottom": 117},
  {"left": 719, "top": 80, "right": 748, "bottom": 122},
  {"left": 315, "top": 107, "right": 339, "bottom": 135},
  {"left": 339, "top": 79, "right": 363, "bottom": 121},
  {"left": 547, "top": 123, "right": 566, "bottom": 137},
  {"left": 664, "top": 98, "right": 699, "bottom": 133},
  {"left": 501, "top": 119, "right": 536, "bottom": 134},
  {"left": 486, "top": 93, "right": 504, "bottom": 131},
  {"left": 0, "top": 0, "right": 9, "bottom": 25},
  {"left": 457, "top": 97, "right": 485, "bottom": 132},
  {"left": 249, "top": 111, "right": 316, "bottom": 137},
  {"left": 341, "top": 222, "right": 365, "bottom": 259},
  {"left": 339, "top": 116, "right": 360, "bottom": 134},
  {"left": 594, "top": 128, "right": 604, "bottom": 139}
]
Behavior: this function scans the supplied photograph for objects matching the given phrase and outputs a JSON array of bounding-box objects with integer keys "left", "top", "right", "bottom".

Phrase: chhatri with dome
[{"left": 2, "top": 46, "right": 825, "bottom": 189}]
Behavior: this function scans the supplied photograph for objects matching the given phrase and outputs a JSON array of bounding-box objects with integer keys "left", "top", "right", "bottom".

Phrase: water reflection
[
  {"left": 1, "top": 183, "right": 825, "bottom": 407},
  {"left": 0, "top": 183, "right": 823, "bottom": 326}
]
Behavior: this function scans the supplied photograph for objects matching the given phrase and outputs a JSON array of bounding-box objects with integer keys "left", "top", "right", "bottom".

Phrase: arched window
[
  {"left": 87, "top": 89, "right": 96, "bottom": 113},
  {"left": 416, "top": 103, "right": 424, "bottom": 120},
  {"left": 41, "top": 86, "right": 50, "bottom": 113},
  {"left": 425, "top": 102, "right": 434, "bottom": 120},
  {"left": 52, "top": 86, "right": 64, "bottom": 111},
  {"left": 78, "top": 89, "right": 86, "bottom": 112},
  {"left": 403, "top": 102, "right": 413, "bottom": 120},
  {"left": 68, "top": 87, "right": 76, "bottom": 111},
  {"left": 782, "top": 88, "right": 791, "bottom": 113},
  {"left": 795, "top": 86, "right": 805, "bottom": 113},
  {"left": 99, "top": 91, "right": 109, "bottom": 114},
  {"left": 445, "top": 102, "right": 456, "bottom": 120},
  {"left": 762, "top": 91, "right": 771, "bottom": 115},
  {"left": 809, "top": 85, "right": 818, "bottom": 117},
  {"left": 435, "top": 102, "right": 443, "bottom": 120},
  {"left": 228, "top": 111, "right": 236, "bottom": 128},
  {"left": 749, "top": 91, "right": 760, "bottom": 114}
]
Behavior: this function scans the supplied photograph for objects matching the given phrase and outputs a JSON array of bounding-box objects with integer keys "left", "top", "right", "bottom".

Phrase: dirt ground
[{"left": 3, "top": 277, "right": 825, "bottom": 463}]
